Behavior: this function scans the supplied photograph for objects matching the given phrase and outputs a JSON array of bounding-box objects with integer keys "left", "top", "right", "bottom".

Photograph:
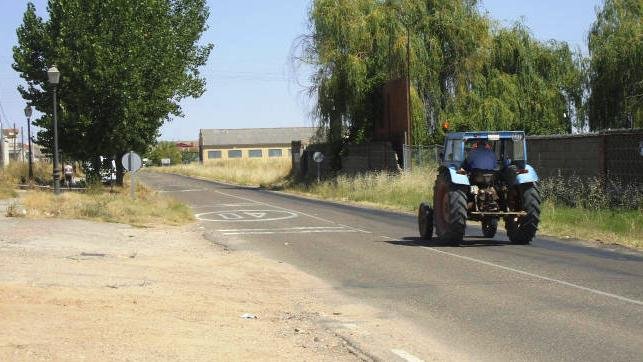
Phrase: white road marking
[
  {"left": 222, "top": 229, "right": 359, "bottom": 236},
  {"left": 213, "top": 190, "right": 371, "bottom": 233},
  {"left": 158, "top": 189, "right": 206, "bottom": 193},
  {"left": 380, "top": 236, "right": 643, "bottom": 306},
  {"left": 219, "top": 213, "right": 243, "bottom": 220},
  {"left": 195, "top": 210, "right": 298, "bottom": 222},
  {"left": 391, "top": 349, "right": 425, "bottom": 362},
  {"left": 192, "top": 203, "right": 260, "bottom": 209},
  {"left": 217, "top": 226, "right": 348, "bottom": 232}
]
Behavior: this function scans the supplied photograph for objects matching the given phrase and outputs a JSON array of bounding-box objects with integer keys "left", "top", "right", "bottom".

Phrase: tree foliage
[
  {"left": 12, "top": 0, "right": 212, "bottom": 179},
  {"left": 587, "top": 0, "right": 642, "bottom": 130},
  {"left": 296, "top": 0, "right": 585, "bottom": 144},
  {"left": 147, "top": 141, "right": 182, "bottom": 166}
]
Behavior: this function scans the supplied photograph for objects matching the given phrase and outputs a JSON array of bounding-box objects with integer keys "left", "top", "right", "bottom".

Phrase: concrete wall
[
  {"left": 527, "top": 129, "right": 642, "bottom": 184},
  {"left": 296, "top": 142, "right": 400, "bottom": 180}
]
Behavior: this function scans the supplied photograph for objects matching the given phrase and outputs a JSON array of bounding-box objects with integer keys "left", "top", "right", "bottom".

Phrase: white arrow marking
[{"left": 244, "top": 212, "right": 267, "bottom": 218}]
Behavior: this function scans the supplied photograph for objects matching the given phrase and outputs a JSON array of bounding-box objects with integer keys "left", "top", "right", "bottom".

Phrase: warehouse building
[{"left": 199, "top": 127, "right": 317, "bottom": 162}]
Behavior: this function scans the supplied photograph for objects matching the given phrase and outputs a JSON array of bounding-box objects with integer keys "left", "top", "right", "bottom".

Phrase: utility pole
[
  {"left": 21, "top": 126, "right": 24, "bottom": 162},
  {"left": 0, "top": 113, "right": 4, "bottom": 168},
  {"left": 406, "top": 22, "right": 411, "bottom": 148},
  {"left": 13, "top": 123, "right": 17, "bottom": 161}
]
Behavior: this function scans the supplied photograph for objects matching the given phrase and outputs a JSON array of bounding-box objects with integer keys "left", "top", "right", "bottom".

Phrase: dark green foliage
[
  {"left": 148, "top": 141, "right": 182, "bottom": 166},
  {"left": 587, "top": 0, "right": 642, "bottom": 130},
  {"left": 297, "top": 0, "right": 585, "bottom": 145},
  {"left": 12, "top": 0, "right": 212, "bottom": 179}
]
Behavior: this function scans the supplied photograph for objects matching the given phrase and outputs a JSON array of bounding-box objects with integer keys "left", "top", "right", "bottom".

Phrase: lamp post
[
  {"left": 24, "top": 105, "right": 33, "bottom": 180},
  {"left": 47, "top": 66, "right": 61, "bottom": 194}
]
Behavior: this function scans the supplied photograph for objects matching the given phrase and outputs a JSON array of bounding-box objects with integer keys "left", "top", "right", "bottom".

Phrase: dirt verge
[{"left": 0, "top": 213, "right": 358, "bottom": 361}]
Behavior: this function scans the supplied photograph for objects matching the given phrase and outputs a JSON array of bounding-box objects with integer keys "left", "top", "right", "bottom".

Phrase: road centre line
[
  {"left": 380, "top": 236, "right": 643, "bottom": 306},
  {"left": 214, "top": 190, "right": 371, "bottom": 233}
]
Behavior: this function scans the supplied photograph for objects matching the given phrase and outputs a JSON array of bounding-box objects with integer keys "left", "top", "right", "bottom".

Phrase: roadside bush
[{"left": 539, "top": 175, "right": 642, "bottom": 210}]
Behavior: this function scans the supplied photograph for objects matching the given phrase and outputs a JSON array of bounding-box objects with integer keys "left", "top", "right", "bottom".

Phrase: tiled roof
[{"left": 200, "top": 127, "right": 318, "bottom": 147}]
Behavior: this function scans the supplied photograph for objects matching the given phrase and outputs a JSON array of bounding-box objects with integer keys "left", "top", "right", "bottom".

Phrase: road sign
[
  {"left": 313, "top": 151, "right": 324, "bottom": 163},
  {"left": 122, "top": 151, "right": 142, "bottom": 200},
  {"left": 122, "top": 151, "right": 142, "bottom": 172},
  {"left": 161, "top": 158, "right": 171, "bottom": 166}
]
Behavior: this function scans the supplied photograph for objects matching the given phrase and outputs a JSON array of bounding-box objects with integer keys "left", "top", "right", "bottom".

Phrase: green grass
[{"left": 540, "top": 203, "right": 642, "bottom": 249}]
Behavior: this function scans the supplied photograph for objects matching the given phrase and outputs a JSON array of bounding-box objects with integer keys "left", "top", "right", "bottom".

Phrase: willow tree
[
  {"left": 13, "top": 0, "right": 212, "bottom": 183},
  {"left": 587, "top": 0, "right": 642, "bottom": 130},
  {"left": 297, "top": 0, "right": 585, "bottom": 148}
]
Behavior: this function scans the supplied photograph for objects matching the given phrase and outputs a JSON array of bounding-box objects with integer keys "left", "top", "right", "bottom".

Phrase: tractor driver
[{"left": 463, "top": 140, "right": 497, "bottom": 171}]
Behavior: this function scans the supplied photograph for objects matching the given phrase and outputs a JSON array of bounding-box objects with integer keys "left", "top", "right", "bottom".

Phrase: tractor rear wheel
[
  {"left": 433, "top": 175, "right": 467, "bottom": 243},
  {"left": 418, "top": 202, "right": 433, "bottom": 240},
  {"left": 507, "top": 184, "right": 541, "bottom": 244},
  {"left": 482, "top": 218, "right": 498, "bottom": 238}
]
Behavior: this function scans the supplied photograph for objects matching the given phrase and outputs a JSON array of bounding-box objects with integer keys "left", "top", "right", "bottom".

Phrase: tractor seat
[{"left": 469, "top": 169, "right": 498, "bottom": 185}]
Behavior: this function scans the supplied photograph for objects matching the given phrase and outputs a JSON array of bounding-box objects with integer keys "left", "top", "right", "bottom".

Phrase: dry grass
[
  {"left": 17, "top": 183, "right": 194, "bottom": 227},
  {"left": 149, "top": 159, "right": 292, "bottom": 186},
  {"left": 287, "top": 168, "right": 438, "bottom": 212},
  {"left": 1, "top": 162, "right": 52, "bottom": 199}
]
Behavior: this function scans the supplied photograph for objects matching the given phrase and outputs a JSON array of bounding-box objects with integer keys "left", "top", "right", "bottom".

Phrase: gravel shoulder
[{"left": 0, "top": 205, "right": 359, "bottom": 361}]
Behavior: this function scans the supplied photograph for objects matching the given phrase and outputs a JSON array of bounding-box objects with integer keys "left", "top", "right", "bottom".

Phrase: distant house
[{"left": 199, "top": 127, "right": 318, "bottom": 162}]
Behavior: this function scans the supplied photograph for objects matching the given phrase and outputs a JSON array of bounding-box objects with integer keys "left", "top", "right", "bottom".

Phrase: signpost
[
  {"left": 313, "top": 151, "right": 324, "bottom": 183},
  {"left": 122, "top": 151, "right": 142, "bottom": 199}
]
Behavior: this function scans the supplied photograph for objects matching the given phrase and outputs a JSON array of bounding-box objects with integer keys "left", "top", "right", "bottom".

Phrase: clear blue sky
[{"left": 0, "top": 0, "right": 601, "bottom": 142}]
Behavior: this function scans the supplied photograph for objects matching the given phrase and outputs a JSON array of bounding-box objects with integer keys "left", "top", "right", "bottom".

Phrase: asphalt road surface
[{"left": 141, "top": 172, "right": 643, "bottom": 361}]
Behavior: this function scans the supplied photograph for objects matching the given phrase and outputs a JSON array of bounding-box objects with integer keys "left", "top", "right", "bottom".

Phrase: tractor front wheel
[
  {"left": 418, "top": 202, "right": 433, "bottom": 240},
  {"left": 482, "top": 218, "right": 498, "bottom": 238},
  {"left": 433, "top": 175, "right": 467, "bottom": 243}
]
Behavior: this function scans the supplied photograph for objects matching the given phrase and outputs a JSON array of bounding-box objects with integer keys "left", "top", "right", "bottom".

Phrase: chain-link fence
[{"left": 402, "top": 144, "right": 443, "bottom": 171}]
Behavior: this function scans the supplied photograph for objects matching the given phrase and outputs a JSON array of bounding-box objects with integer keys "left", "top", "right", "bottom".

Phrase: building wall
[{"left": 202, "top": 144, "right": 292, "bottom": 162}]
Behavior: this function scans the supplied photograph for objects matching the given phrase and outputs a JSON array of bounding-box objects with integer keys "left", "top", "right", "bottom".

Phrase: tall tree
[
  {"left": 296, "top": 0, "right": 585, "bottom": 148},
  {"left": 587, "top": 0, "right": 642, "bottom": 130},
  {"left": 13, "top": 0, "right": 212, "bottom": 182}
]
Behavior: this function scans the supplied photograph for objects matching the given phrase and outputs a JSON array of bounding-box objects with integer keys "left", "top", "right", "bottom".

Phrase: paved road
[{"left": 142, "top": 173, "right": 643, "bottom": 361}]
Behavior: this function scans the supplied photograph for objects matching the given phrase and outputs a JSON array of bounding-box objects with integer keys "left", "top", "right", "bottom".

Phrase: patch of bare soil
[{"left": 0, "top": 214, "right": 358, "bottom": 361}]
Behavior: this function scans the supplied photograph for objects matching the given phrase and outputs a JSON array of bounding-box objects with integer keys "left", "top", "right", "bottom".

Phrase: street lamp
[
  {"left": 24, "top": 104, "right": 33, "bottom": 180},
  {"left": 47, "top": 65, "right": 61, "bottom": 194}
]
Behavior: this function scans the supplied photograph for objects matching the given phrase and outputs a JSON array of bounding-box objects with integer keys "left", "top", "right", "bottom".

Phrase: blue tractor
[{"left": 418, "top": 131, "right": 541, "bottom": 244}]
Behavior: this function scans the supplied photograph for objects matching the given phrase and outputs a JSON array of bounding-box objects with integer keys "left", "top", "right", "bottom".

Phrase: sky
[{"left": 0, "top": 0, "right": 602, "bottom": 142}]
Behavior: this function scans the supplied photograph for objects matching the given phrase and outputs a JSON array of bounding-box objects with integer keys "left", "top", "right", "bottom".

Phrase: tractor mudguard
[
  {"left": 514, "top": 164, "right": 539, "bottom": 185},
  {"left": 447, "top": 166, "right": 470, "bottom": 186}
]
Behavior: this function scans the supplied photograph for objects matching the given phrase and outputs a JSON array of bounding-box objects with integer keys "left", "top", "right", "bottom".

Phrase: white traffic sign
[
  {"left": 122, "top": 151, "right": 142, "bottom": 172},
  {"left": 122, "top": 151, "right": 142, "bottom": 200},
  {"left": 313, "top": 151, "right": 325, "bottom": 163}
]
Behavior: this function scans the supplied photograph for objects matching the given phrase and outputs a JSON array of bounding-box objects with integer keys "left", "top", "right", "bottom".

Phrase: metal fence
[{"left": 402, "top": 144, "right": 443, "bottom": 171}]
